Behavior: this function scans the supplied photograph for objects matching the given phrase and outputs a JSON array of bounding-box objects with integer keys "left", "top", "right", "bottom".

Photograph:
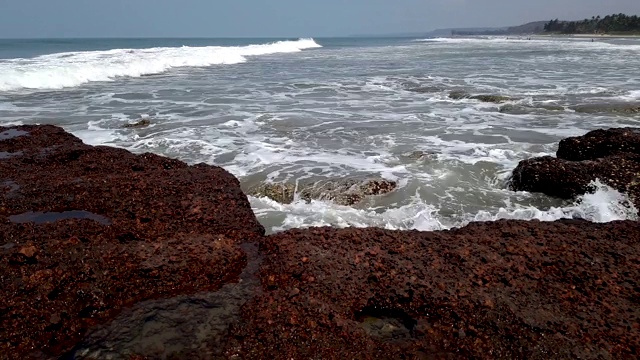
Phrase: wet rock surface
[
  {"left": 123, "top": 118, "right": 151, "bottom": 128},
  {"left": 68, "top": 243, "right": 263, "bottom": 360},
  {"left": 449, "top": 91, "right": 513, "bottom": 103},
  {"left": 510, "top": 128, "right": 640, "bottom": 207},
  {"left": 0, "top": 125, "right": 264, "bottom": 358},
  {"left": 248, "top": 178, "right": 397, "bottom": 206},
  {"left": 226, "top": 221, "right": 640, "bottom": 359},
  {"left": 556, "top": 128, "right": 640, "bottom": 161},
  {"left": 498, "top": 104, "right": 565, "bottom": 114},
  {"left": 572, "top": 103, "right": 640, "bottom": 115},
  {"left": 248, "top": 182, "right": 296, "bottom": 204},
  {"left": 299, "top": 178, "right": 397, "bottom": 206},
  {"left": 402, "top": 150, "right": 437, "bottom": 162}
]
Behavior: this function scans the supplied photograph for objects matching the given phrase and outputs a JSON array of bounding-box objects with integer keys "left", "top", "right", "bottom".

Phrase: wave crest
[{"left": 0, "top": 38, "right": 322, "bottom": 91}]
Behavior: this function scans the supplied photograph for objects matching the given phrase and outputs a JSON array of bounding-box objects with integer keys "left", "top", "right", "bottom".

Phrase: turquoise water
[{"left": 1, "top": 36, "right": 639, "bottom": 232}]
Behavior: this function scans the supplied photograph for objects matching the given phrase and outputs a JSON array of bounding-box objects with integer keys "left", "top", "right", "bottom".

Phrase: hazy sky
[{"left": 1, "top": 0, "right": 639, "bottom": 38}]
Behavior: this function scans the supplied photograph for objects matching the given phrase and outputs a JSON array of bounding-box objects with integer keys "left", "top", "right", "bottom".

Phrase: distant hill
[
  {"left": 352, "top": 20, "right": 573, "bottom": 38},
  {"left": 506, "top": 21, "right": 548, "bottom": 34},
  {"left": 452, "top": 21, "right": 547, "bottom": 36},
  {"left": 354, "top": 21, "right": 549, "bottom": 38}
]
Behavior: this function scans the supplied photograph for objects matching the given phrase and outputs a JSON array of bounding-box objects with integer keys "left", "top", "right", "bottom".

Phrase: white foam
[
  {"left": 251, "top": 192, "right": 446, "bottom": 232},
  {"left": 618, "top": 89, "right": 640, "bottom": 101},
  {"left": 476, "top": 180, "right": 637, "bottom": 223},
  {"left": 415, "top": 36, "right": 640, "bottom": 49},
  {"left": 253, "top": 180, "right": 637, "bottom": 233},
  {"left": 0, "top": 39, "right": 321, "bottom": 91}
]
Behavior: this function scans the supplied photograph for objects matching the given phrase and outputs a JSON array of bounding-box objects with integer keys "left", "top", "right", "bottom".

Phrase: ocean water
[{"left": 1, "top": 36, "right": 639, "bottom": 233}]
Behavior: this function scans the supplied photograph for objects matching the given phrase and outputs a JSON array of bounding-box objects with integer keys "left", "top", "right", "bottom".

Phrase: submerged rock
[
  {"left": 405, "top": 86, "right": 442, "bottom": 94},
  {"left": 249, "top": 178, "right": 397, "bottom": 206},
  {"left": 499, "top": 104, "right": 565, "bottom": 114},
  {"left": 0, "top": 125, "right": 264, "bottom": 358},
  {"left": 123, "top": 118, "right": 151, "bottom": 128},
  {"left": 448, "top": 90, "right": 470, "bottom": 100},
  {"left": 226, "top": 221, "right": 640, "bottom": 359},
  {"left": 470, "top": 94, "right": 512, "bottom": 103},
  {"left": 299, "top": 178, "right": 397, "bottom": 206},
  {"left": 248, "top": 182, "right": 296, "bottom": 204},
  {"left": 402, "top": 150, "right": 437, "bottom": 162},
  {"left": 572, "top": 103, "right": 640, "bottom": 115},
  {"left": 510, "top": 127, "right": 640, "bottom": 208},
  {"left": 449, "top": 91, "right": 512, "bottom": 103}
]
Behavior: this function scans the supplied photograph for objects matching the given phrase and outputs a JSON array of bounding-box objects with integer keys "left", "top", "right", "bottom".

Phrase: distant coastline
[
  {"left": 404, "top": 13, "right": 640, "bottom": 39},
  {"left": 538, "top": 33, "right": 640, "bottom": 39},
  {"left": 542, "top": 14, "right": 639, "bottom": 36}
]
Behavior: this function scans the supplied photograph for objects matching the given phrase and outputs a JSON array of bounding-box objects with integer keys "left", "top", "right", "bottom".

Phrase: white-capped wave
[
  {"left": 414, "top": 36, "right": 640, "bottom": 50},
  {"left": 251, "top": 179, "right": 637, "bottom": 233},
  {"left": 618, "top": 89, "right": 640, "bottom": 101},
  {"left": 475, "top": 180, "right": 637, "bottom": 223},
  {"left": 0, "top": 38, "right": 321, "bottom": 91}
]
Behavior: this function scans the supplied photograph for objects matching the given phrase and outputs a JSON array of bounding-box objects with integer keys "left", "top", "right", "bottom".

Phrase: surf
[{"left": 0, "top": 38, "right": 322, "bottom": 92}]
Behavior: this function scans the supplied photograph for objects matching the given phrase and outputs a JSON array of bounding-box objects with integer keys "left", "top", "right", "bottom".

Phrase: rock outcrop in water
[
  {"left": 498, "top": 104, "right": 565, "bottom": 114},
  {"left": 248, "top": 178, "right": 397, "bottom": 206},
  {"left": 449, "top": 91, "right": 513, "bottom": 103},
  {"left": 572, "top": 103, "right": 640, "bottom": 115},
  {"left": 2, "top": 125, "right": 640, "bottom": 359},
  {"left": 226, "top": 221, "right": 640, "bottom": 359},
  {"left": 510, "top": 128, "right": 640, "bottom": 207},
  {"left": 0, "top": 125, "right": 264, "bottom": 358},
  {"left": 122, "top": 118, "right": 151, "bottom": 128}
]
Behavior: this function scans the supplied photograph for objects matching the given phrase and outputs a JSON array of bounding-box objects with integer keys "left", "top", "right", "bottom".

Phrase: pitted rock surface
[
  {"left": 556, "top": 128, "right": 640, "bottom": 161},
  {"left": 226, "top": 221, "right": 640, "bottom": 359},
  {"left": 0, "top": 125, "right": 264, "bottom": 358}
]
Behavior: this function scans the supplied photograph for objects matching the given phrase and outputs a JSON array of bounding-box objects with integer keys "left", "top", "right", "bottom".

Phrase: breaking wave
[
  {"left": 0, "top": 38, "right": 321, "bottom": 91},
  {"left": 251, "top": 180, "right": 637, "bottom": 233}
]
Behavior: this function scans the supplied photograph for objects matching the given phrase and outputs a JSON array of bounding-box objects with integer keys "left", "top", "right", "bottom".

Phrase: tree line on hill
[{"left": 544, "top": 13, "right": 640, "bottom": 34}]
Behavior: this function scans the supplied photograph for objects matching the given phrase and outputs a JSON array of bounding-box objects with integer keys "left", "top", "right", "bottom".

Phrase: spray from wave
[
  {"left": 0, "top": 38, "right": 322, "bottom": 91},
  {"left": 251, "top": 179, "right": 637, "bottom": 233}
]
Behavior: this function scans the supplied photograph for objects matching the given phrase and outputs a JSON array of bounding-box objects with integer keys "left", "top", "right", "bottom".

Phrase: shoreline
[{"left": 535, "top": 33, "right": 640, "bottom": 39}]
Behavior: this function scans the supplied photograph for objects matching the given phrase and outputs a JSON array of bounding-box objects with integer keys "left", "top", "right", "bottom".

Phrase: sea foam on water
[{"left": 0, "top": 38, "right": 321, "bottom": 91}]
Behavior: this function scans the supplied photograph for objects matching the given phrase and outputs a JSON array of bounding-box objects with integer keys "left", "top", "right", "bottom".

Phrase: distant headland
[
  {"left": 543, "top": 13, "right": 640, "bottom": 35},
  {"left": 385, "top": 13, "right": 640, "bottom": 38}
]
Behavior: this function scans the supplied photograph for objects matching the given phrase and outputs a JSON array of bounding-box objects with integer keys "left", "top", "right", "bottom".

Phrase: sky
[{"left": 0, "top": 0, "right": 639, "bottom": 38}]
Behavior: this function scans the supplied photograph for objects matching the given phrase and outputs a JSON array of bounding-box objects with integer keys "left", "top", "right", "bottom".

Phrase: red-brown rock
[
  {"left": 510, "top": 128, "right": 640, "bottom": 207},
  {"left": 0, "top": 125, "right": 264, "bottom": 358},
  {"left": 226, "top": 221, "right": 640, "bottom": 359},
  {"left": 556, "top": 128, "right": 640, "bottom": 161}
]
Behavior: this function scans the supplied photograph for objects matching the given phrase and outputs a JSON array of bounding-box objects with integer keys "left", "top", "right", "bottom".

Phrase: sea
[{"left": 1, "top": 36, "right": 639, "bottom": 234}]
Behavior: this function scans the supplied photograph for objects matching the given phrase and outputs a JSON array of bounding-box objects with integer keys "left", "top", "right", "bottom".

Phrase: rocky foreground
[{"left": 1, "top": 125, "right": 639, "bottom": 359}]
